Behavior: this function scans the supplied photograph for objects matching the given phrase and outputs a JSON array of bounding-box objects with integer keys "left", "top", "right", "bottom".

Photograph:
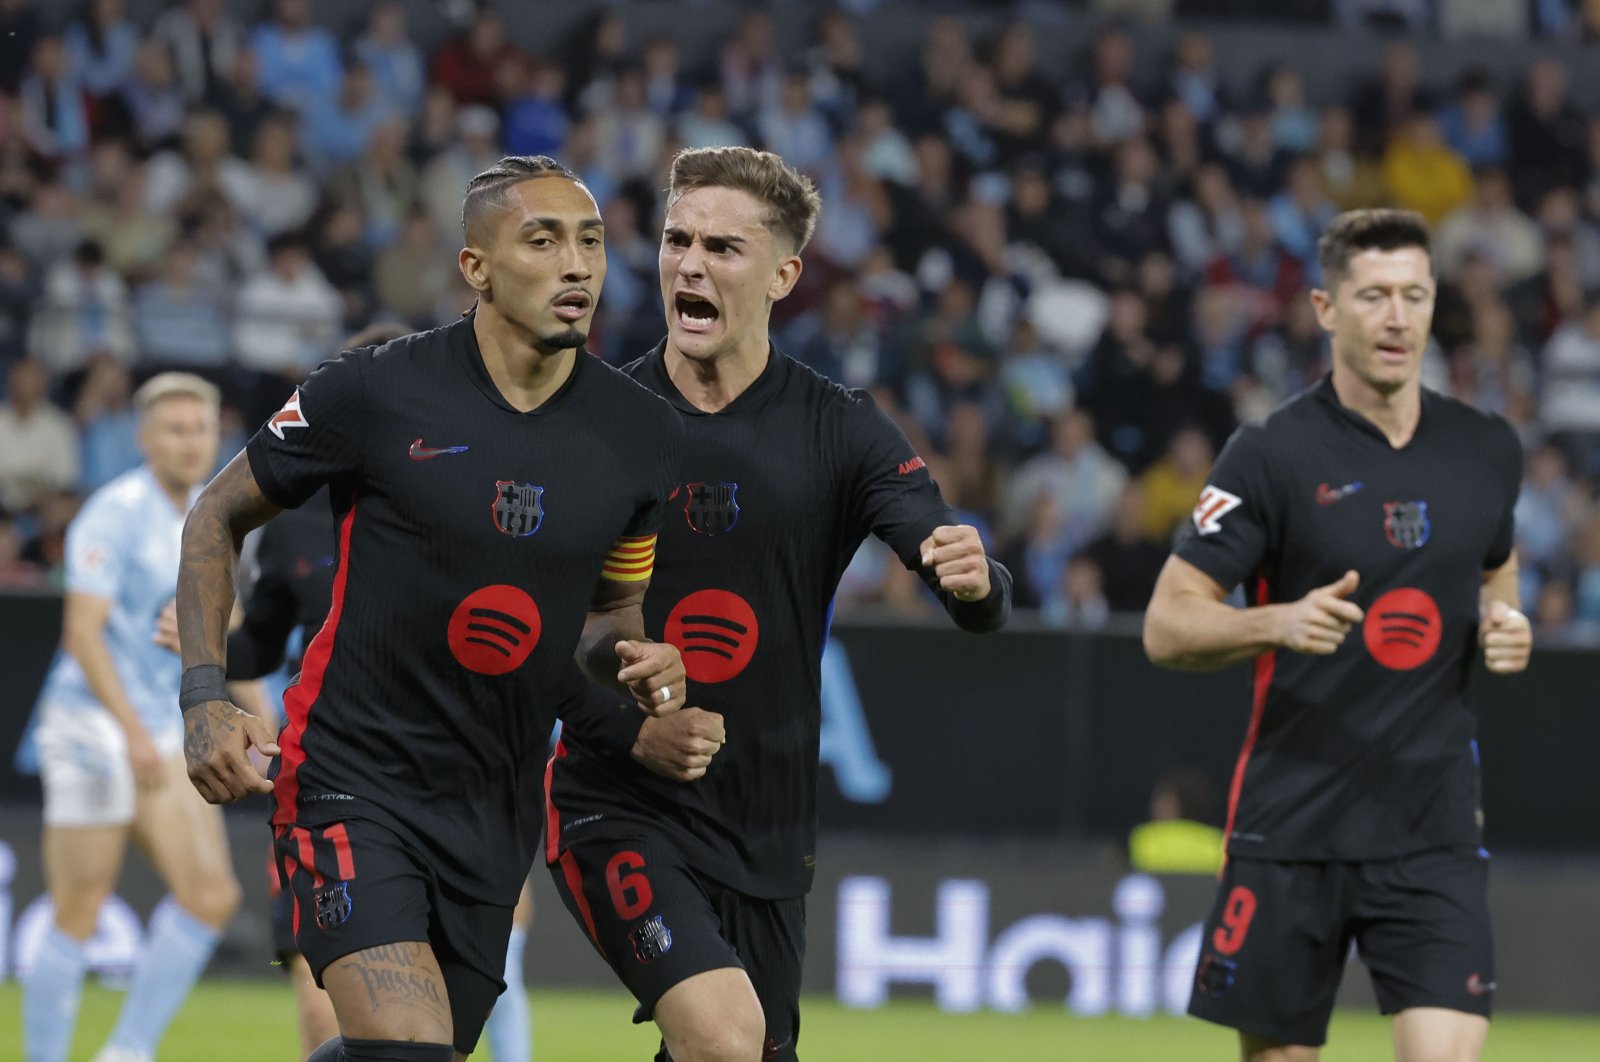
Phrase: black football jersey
[
  {"left": 547, "top": 344, "right": 1012, "bottom": 898},
  {"left": 1173, "top": 377, "right": 1521, "bottom": 861},
  {"left": 245, "top": 316, "right": 683, "bottom": 903},
  {"left": 227, "top": 487, "right": 336, "bottom": 681}
]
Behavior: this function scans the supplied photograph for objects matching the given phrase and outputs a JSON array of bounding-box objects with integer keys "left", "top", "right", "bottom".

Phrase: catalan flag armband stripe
[{"left": 601, "top": 534, "right": 656, "bottom": 582}]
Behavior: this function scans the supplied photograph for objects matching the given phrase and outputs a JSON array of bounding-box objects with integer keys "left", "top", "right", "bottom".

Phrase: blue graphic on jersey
[{"left": 1382, "top": 500, "right": 1430, "bottom": 550}]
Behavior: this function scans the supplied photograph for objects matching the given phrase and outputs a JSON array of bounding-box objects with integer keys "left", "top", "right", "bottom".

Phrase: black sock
[{"left": 306, "top": 1036, "right": 456, "bottom": 1062}]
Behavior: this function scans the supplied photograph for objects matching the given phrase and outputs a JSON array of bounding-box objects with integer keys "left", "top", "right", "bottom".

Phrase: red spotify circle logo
[
  {"left": 665, "top": 589, "right": 759, "bottom": 683},
  {"left": 447, "top": 585, "right": 542, "bottom": 675},
  {"left": 1363, "top": 588, "right": 1441, "bottom": 671}
]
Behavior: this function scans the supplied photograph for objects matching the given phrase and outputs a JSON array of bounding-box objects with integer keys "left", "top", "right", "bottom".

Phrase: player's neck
[
  {"left": 663, "top": 334, "right": 770, "bottom": 413},
  {"left": 473, "top": 310, "right": 576, "bottom": 413},
  {"left": 1331, "top": 370, "right": 1422, "bottom": 448}
]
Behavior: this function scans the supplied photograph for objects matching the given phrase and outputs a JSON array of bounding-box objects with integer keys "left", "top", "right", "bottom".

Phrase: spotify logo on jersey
[
  {"left": 1362, "top": 587, "right": 1441, "bottom": 671},
  {"left": 665, "top": 589, "right": 760, "bottom": 683},
  {"left": 448, "top": 585, "right": 542, "bottom": 675}
]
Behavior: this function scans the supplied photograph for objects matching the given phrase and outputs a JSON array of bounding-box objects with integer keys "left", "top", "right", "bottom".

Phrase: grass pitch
[{"left": 7, "top": 980, "right": 1599, "bottom": 1060}]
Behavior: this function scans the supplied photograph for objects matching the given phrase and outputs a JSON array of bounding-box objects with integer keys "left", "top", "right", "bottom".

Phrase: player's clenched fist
[
  {"left": 920, "top": 524, "right": 991, "bottom": 601},
  {"left": 632, "top": 706, "right": 726, "bottom": 782},
  {"left": 1479, "top": 599, "right": 1531, "bottom": 674},
  {"left": 1278, "top": 569, "right": 1364, "bottom": 655},
  {"left": 616, "top": 639, "right": 686, "bottom": 717}
]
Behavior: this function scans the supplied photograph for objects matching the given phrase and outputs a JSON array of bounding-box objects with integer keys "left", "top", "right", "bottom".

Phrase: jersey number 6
[{"left": 605, "top": 850, "right": 654, "bottom": 921}]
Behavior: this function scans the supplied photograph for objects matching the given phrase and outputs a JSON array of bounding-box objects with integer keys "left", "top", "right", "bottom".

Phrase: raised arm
[
  {"left": 177, "top": 453, "right": 285, "bottom": 802},
  {"left": 576, "top": 559, "right": 684, "bottom": 718}
]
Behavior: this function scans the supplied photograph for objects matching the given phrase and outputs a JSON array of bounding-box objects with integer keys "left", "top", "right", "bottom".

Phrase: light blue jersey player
[{"left": 23, "top": 374, "right": 242, "bottom": 1062}]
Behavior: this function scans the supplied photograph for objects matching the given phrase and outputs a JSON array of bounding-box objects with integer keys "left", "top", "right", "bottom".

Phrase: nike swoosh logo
[
  {"left": 1315, "top": 481, "right": 1364, "bottom": 505},
  {"left": 409, "top": 438, "right": 470, "bottom": 460}
]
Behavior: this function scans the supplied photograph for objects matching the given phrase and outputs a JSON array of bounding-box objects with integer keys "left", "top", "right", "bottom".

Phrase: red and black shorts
[
  {"left": 272, "top": 816, "right": 515, "bottom": 1055},
  {"left": 1189, "top": 846, "right": 1495, "bottom": 1047},
  {"left": 549, "top": 833, "right": 805, "bottom": 1062}
]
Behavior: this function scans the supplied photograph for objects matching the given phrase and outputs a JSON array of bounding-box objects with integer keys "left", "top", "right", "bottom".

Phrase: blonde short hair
[{"left": 134, "top": 372, "right": 221, "bottom": 417}]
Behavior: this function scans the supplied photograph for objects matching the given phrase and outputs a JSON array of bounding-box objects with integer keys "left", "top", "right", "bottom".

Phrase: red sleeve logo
[
  {"left": 897, "top": 456, "right": 926, "bottom": 476},
  {"left": 1192, "top": 486, "right": 1242, "bottom": 535},
  {"left": 267, "top": 389, "right": 309, "bottom": 440}
]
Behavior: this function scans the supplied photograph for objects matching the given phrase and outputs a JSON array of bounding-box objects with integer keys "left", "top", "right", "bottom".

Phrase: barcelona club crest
[
  {"left": 314, "top": 882, "right": 353, "bottom": 930},
  {"left": 630, "top": 915, "right": 674, "bottom": 963},
  {"left": 684, "top": 482, "right": 740, "bottom": 537},
  {"left": 493, "top": 480, "right": 545, "bottom": 537},
  {"left": 1383, "top": 500, "right": 1430, "bottom": 550}
]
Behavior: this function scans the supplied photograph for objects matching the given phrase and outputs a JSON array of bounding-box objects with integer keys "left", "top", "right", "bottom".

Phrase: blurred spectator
[
  {"left": 0, "top": 0, "right": 41, "bottom": 96},
  {"left": 1314, "top": 106, "right": 1387, "bottom": 210},
  {"left": 311, "top": 203, "right": 376, "bottom": 329},
  {"left": 677, "top": 81, "right": 746, "bottom": 150},
  {"left": 1450, "top": 298, "right": 1536, "bottom": 428},
  {"left": 1127, "top": 768, "right": 1224, "bottom": 875},
  {"left": 564, "top": 9, "right": 628, "bottom": 115},
  {"left": 147, "top": 110, "right": 242, "bottom": 218},
  {"left": 1267, "top": 155, "right": 1339, "bottom": 274},
  {"left": 121, "top": 37, "right": 188, "bottom": 151},
  {"left": 807, "top": 7, "right": 865, "bottom": 128},
  {"left": 374, "top": 211, "right": 458, "bottom": 328},
  {"left": 1095, "top": 138, "right": 1169, "bottom": 281},
  {"left": 229, "top": 115, "right": 318, "bottom": 238},
  {"left": 1041, "top": 554, "right": 1110, "bottom": 630},
  {"left": 19, "top": 34, "right": 90, "bottom": 161},
  {"left": 233, "top": 233, "right": 342, "bottom": 376},
  {"left": 1433, "top": 167, "right": 1544, "bottom": 284},
  {"left": 1136, "top": 425, "right": 1214, "bottom": 542},
  {"left": 1226, "top": 107, "right": 1290, "bottom": 200},
  {"left": 354, "top": 3, "right": 424, "bottom": 117},
  {"left": 787, "top": 279, "right": 894, "bottom": 390},
  {"left": 73, "top": 353, "right": 139, "bottom": 490},
  {"left": 214, "top": 47, "right": 272, "bottom": 156},
  {"left": 249, "top": 0, "right": 341, "bottom": 113},
  {"left": 1081, "top": 482, "right": 1169, "bottom": 612},
  {"left": 1079, "top": 28, "right": 1145, "bottom": 147},
  {"left": 1382, "top": 108, "right": 1476, "bottom": 225},
  {"left": 1250, "top": 290, "right": 1327, "bottom": 401},
  {"left": 0, "top": 359, "right": 79, "bottom": 512},
  {"left": 421, "top": 105, "right": 504, "bottom": 240},
  {"left": 1011, "top": 161, "right": 1100, "bottom": 282},
  {"left": 1514, "top": 442, "right": 1583, "bottom": 576},
  {"left": 12, "top": 181, "right": 84, "bottom": 269},
  {"left": 1540, "top": 294, "right": 1600, "bottom": 445},
  {"left": 301, "top": 64, "right": 395, "bottom": 174},
  {"left": 1169, "top": 163, "right": 1244, "bottom": 278},
  {"left": 134, "top": 242, "right": 231, "bottom": 366},
  {"left": 856, "top": 96, "right": 917, "bottom": 187},
  {"left": 759, "top": 71, "right": 834, "bottom": 177},
  {"left": 0, "top": 508, "right": 46, "bottom": 587},
  {"left": 998, "top": 319, "right": 1074, "bottom": 448},
  {"left": 152, "top": 0, "right": 242, "bottom": 104},
  {"left": 500, "top": 58, "right": 569, "bottom": 160},
  {"left": 641, "top": 36, "right": 692, "bottom": 120},
  {"left": 1439, "top": 68, "right": 1509, "bottom": 169},
  {"left": 333, "top": 119, "right": 417, "bottom": 250},
  {"left": 0, "top": 240, "right": 39, "bottom": 369},
  {"left": 80, "top": 156, "right": 176, "bottom": 279},
  {"left": 30, "top": 240, "right": 134, "bottom": 370},
  {"left": 1534, "top": 185, "right": 1600, "bottom": 290},
  {"left": 1349, "top": 41, "right": 1422, "bottom": 157},
  {"left": 1165, "top": 31, "right": 1225, "bottom": 129},
  {"left": 719, "top": 10, "right": 785, "bottom": 122},
  {"left": 19, "top": 487, "right": 82, "bottom": 583},
  {"left": 430, "top": 6, "right": 526, "bottom": 108},
  {"left": 1262, "top": 65, "right": 1317, "bottom": 155},
  {"left": 66, "top": 0, "right": 138, "bottom": 101},
  {"left": 1507, "top": 58, "right": 1587, "bottom": 208},
  {"left": 1000, "top": 407, "right": 1126, "bottom": 550}
]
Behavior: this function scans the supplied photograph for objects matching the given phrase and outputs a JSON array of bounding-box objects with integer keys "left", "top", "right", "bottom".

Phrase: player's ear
[
  {"left": 459, "top": 245, "right": 492, "bottom": 297},
  {"left": 1308, "top": 286, "right": 1336, "bottom": 332},
  {"left": 768, "top": 253, "right": 803, "bottom": 303}
]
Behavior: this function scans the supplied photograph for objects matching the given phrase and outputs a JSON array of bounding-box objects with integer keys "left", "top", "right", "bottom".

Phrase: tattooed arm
[{"left": 178, "top": 452, "right": 286, "bottom": 803}]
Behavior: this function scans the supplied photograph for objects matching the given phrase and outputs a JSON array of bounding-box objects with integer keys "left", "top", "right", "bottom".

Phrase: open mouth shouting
[
  {"left": 674, "top": 290, "right": 721, "bottom": 334},
  {"left": 553, "top": 289, "right": 592, "bottom": 321}
]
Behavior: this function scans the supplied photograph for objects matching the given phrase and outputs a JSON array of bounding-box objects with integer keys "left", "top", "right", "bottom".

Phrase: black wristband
[{"left": 180, "top": 664, "right": 229, "bottom": 713}]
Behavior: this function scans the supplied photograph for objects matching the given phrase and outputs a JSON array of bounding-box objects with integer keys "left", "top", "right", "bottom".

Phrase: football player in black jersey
[
  {"left": 546, "top": 147, "right": 1012, "bottom": 1062},
  {"left": 1145, "top": 209, "right": 1530, "bottom": 1062},
  {"left": 176, "top": 157, "right": 688, "bottom": 1062}
]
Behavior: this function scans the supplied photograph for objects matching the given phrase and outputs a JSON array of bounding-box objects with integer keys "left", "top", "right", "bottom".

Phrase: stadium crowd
[{"left": 2, "top": 0, "right": 1600, "bottom": 639}]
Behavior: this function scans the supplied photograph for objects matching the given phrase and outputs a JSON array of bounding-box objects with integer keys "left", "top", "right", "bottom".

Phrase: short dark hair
[
  {"left": 461, "top": 155, "right": 582, "bottom": 243},
  {"left": 666, "top": 146, "right": 822, "bottom": 254},
  {"left": 1316, "top": 209, "right": 1432, "bottom": 291}
]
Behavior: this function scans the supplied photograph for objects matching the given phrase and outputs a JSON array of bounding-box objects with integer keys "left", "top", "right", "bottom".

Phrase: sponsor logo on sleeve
[
  {"left": 267, "top": 389, "right": 309, "bottom": 440},
  {"left": 1192, "top": 486, "right": 1242, "bottom": 535}
]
